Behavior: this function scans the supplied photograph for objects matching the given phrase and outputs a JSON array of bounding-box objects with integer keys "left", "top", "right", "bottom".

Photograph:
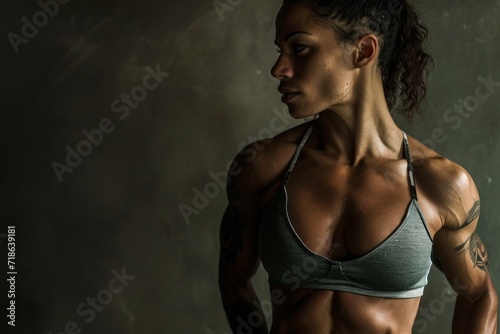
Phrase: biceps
[{"left": 433, "top": 228, "right": 490, "bottom": 297}]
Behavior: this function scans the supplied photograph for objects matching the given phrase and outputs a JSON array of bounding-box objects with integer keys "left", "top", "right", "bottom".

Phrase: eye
[
  {"left": 293, "top": 44, "right": 307, "bottom": 54},
  {"left": 274, "top": 44, "right": 308, "bottom": 55}
]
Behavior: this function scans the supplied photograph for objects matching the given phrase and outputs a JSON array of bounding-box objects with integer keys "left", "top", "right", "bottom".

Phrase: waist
[{"left": 268, "top": 285, "right": 420, "bottom": 334}]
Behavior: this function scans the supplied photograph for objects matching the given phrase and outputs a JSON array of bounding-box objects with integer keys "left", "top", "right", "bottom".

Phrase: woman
[{"left": 218, "top": 0, "right": 498, "bottom": 333}]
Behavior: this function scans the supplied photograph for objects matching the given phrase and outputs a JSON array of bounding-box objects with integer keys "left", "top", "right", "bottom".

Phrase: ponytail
[{"left": 382, "top": 0, "right": 434, "bottom": 120}]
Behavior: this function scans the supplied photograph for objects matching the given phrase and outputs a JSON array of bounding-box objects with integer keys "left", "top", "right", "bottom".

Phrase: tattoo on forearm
[
  {"left": 219, "top": 204, "right": 245, "bottom": 270},
  {"left": 453, "top": 232, "right": 489, "bottom": 272},
  {"left": 458, "top": 199, "right": 480, "bottom": 229}
]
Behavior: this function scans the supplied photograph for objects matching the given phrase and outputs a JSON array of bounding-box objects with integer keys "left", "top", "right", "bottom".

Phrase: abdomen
[{"left": 268, "top": 286, "right": 421, "bottom": 334}]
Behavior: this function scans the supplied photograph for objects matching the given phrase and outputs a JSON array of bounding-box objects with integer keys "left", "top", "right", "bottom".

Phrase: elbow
[
  {"left": 218, "top": 271, "right": 233, "bottom": 295},
  {"left": 218, "top": 271, "right": 245, "bottom": 300},
  {"left": 458, "top": 274, "right": 498, "bottom": 317},
  {"left": 482, "top": 282, "right": 498, "bottom": 332},
  {"left": 459, "top": 274, "right": 498, "bottom": 305},
  {"left": 455, "top": 277, "right": 498, "bottom": 333},
  {"left": 479, "top": 275, "right": 497, "bottom": 310},
  {"left": 488, "top": 278, "right": 498, "bottom": 313},
  {"left": 218, "top": 272, "right": 255, "bottom": 307},
  {"left": 218, "top": 274, "right": 236, "bottom": 305}
]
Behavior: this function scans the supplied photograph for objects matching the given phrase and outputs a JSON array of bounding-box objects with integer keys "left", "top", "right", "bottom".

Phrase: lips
[
  {"left": 278, "top": 86, "right": 300, "bottom": 103},
  {"left": 278, "top": 86, "right": 298, "bottom": 94},
  {"left": 281, "top": 92, "right": 299, "bottom": 103}
]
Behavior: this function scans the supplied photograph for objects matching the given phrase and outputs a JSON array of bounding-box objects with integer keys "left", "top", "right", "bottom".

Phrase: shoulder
[
  {"left": 408, "top": 135, "right": 480, "bottom": 230},
  {"left": 227, "top": 121, "right": 315, "bottom": 201}
]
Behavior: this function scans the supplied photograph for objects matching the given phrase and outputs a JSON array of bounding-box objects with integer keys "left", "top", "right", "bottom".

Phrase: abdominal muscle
[{"left": 268, "top": 285, "right": 421, "bottom": 334}]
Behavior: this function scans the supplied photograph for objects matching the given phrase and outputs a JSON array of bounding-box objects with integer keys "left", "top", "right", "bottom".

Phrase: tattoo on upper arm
[
  {"left": 458, "top": 199, "right": 480, "bottom": 229},
  {"left": 453, "top": 231, "right": 489, "bottom": 272}
]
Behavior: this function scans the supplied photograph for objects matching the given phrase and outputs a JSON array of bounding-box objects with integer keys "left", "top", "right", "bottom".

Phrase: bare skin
[{"left": 218, "top": 3, "right": 498, "bottom": 334}]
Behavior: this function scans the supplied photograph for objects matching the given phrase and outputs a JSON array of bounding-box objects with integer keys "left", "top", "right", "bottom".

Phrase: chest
[{"left": 262, "top": 156, "right": 431, "bottom": 261}]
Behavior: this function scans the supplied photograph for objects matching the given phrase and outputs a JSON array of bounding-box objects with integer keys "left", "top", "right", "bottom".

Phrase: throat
[{"left": 316, "top": 108, "right": 404, "bottom": 166}]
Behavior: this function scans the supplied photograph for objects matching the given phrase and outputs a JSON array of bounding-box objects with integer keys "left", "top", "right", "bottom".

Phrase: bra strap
[
  {"left": 402, "top": 132, "right": 418, "bottom": 200},
  {"left": 282, "top": 125, "right": 314, "bottom": 186}
]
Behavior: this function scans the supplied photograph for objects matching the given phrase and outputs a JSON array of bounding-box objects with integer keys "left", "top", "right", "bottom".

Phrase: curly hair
[{"left": 282, "top": 0, "right": 434, "bottom": 121}]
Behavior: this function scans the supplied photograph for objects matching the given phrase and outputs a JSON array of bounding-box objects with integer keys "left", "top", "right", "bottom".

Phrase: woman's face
[{"left": 271, "top": 3, "right": 357, "bottom": 118}]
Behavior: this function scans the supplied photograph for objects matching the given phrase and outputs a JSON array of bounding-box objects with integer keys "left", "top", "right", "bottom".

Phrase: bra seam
[
  {"left": 413, "top": 200, "right": 434, "bottom": 243},
  {"left": 339, "top": 264, "right": 367, "bottom": 289}
]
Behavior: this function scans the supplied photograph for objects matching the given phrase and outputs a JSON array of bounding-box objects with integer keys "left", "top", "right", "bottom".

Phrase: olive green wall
[{"left": 2, "top": 0, "right": 498, "bottom": 333}]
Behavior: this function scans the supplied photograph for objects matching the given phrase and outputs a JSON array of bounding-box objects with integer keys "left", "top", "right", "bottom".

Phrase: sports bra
[{"left": 258, "top": 124, "right": 433, "bottom": 298}]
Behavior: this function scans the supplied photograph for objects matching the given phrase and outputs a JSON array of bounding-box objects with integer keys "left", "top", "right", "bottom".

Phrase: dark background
[{"left": 1, "top": 0, "right": 499, "bottom": 333}]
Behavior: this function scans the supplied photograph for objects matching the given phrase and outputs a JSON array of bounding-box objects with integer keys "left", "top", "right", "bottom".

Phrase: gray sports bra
[{"left": 258, "top": 125, "right": 433, "bottom": 298}]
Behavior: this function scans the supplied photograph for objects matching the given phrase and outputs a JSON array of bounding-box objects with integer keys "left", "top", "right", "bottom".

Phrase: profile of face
[{"left": 271, "top": 3, "right": 364, "bottom": 119}]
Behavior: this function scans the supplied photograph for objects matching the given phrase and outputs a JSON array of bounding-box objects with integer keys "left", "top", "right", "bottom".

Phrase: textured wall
[{"left": 1, "top": 0, "right": 499, "bottom": 333}]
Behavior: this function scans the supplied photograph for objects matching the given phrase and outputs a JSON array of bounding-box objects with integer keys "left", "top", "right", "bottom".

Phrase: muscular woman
[{"left": 218, "top": 1, "right": 498, "bottom": 333}]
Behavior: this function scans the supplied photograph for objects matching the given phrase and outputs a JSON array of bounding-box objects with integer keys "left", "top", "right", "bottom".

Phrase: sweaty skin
[
  {"left": 218, "top": 3, "right": 497, "bottom": 334},
  {"left": 254, "top": 123, "right": 438, "bottom": 333}
]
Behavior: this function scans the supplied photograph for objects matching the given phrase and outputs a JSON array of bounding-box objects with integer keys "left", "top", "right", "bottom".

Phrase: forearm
[
  {"left": 220, "top": 281, "right": 269, "bottom": 334},
  {"left": 452, "top": 287, "right": 498, "bottom": 334}
]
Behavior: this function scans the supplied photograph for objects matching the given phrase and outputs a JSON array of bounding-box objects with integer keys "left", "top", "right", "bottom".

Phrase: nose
[{"left": 270, "top": 55, "right": 293, "bottom": 80}]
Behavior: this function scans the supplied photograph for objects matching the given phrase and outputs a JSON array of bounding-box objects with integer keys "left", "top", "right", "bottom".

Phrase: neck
[{"left": 315, "top": 81, "right": 403, "bottom": 166}]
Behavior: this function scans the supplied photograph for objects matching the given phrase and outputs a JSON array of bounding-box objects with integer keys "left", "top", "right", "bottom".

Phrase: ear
[{"left": 353, "top": 33, "right": 379, "bottom": 68}]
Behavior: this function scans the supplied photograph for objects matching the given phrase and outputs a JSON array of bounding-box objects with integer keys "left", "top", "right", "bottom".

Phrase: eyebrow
[{"left": 274, "top": 31, "right": 312, "bottom": 45}]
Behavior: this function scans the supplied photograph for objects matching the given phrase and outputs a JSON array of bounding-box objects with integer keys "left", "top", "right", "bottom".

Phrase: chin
[
  {"left": 286, "top": 106, "right": 303, "bottom": 119},
  {"left": 286, "top": 104, "right": 320, "bottom": 120}
]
